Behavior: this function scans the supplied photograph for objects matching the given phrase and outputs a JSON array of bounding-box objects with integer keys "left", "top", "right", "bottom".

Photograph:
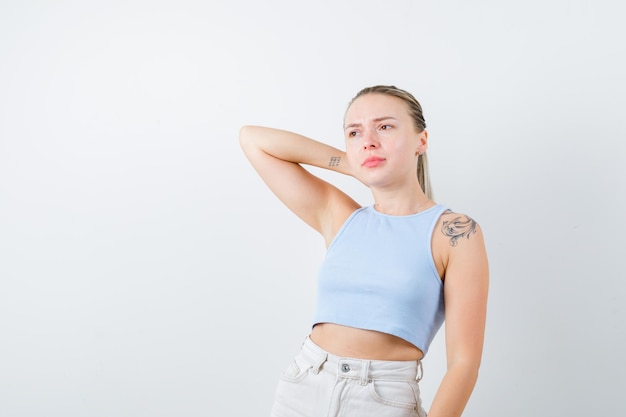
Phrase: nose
[{"left": 362, "top": 129, "right": 379, "bottom": 149}]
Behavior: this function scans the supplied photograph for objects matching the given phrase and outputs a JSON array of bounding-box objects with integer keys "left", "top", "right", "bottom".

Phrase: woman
[{"left": 239, "top": 85, "right": 489, "bottom": 417}]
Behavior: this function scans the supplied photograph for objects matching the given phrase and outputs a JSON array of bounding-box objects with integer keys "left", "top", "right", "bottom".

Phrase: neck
[{"left": 372, "top": 187, "right": 433, "bottom": 216}]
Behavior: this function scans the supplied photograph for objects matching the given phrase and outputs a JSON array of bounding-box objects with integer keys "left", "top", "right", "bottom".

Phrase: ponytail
[{"left": 417, "top": 152, "right": 433, "bottom": 199}]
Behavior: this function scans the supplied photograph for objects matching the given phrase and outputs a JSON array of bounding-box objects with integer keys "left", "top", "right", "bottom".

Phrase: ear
[{"left": 416, "top": 130, "right": 428, "bottom": 155}]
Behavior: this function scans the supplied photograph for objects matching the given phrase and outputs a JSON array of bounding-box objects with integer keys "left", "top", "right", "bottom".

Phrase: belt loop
[
  {"left": 311, "top": 353, "right": 327, "bottom": 375},
  {"left": 360, "top": 361, "right": 370, "bottom": 385},
  {"left": 415, "top": 360, "right": 424, "bottom": 382}
]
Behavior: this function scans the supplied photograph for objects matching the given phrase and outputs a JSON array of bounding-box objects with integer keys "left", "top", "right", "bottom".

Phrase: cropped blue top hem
[{"left": 312, "top": 204, "right": 448, "bottom": 355}]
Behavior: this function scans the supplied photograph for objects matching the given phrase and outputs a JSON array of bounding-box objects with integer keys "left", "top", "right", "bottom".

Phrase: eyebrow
[{"left": 344, "top": 116, "right": 398, "bottom": 130}]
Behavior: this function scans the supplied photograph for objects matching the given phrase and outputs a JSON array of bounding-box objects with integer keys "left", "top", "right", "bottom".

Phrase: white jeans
[{"left": 271, "top": 337, "right": 427, "bottom": 417}]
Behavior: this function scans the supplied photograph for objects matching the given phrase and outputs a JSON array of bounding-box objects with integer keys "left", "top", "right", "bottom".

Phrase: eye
[
  {"left": 380, "top": 124, "right": 392, "bottom": 131},
  {"left": 347, "top": 130, "right": 358, "bottom": 138}
]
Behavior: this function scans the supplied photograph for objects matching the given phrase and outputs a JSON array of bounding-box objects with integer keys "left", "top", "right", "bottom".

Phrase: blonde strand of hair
[{"left": 418, "top": 152, "right": 433, "bottom": 200}]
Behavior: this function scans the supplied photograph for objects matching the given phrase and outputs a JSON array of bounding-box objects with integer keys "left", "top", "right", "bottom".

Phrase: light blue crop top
[{"left": 312, "top": 204, "right": 448, "bottom": 355}]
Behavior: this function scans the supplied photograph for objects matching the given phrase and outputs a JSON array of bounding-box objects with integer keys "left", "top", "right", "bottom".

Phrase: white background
[{"left": 1, "top": 1, "right": 624, "bottom": 416}]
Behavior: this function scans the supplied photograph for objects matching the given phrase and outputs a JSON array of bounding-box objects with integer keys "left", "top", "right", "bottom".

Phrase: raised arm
[
  {"left": 239, "top": 126, "right": 360, "bottom": 242},
  {"left": 429, "top": 211, "right": 489, "bottom": 417}
]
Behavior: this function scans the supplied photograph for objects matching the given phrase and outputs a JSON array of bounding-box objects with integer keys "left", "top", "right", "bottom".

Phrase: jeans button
[{"left": 341, "top": 363, "right": 350, "bottom": 372}]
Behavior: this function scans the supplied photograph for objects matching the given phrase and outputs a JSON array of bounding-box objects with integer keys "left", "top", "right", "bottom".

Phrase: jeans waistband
[{"left": 300, "top": 336, "right": 423, "bottom": 383}]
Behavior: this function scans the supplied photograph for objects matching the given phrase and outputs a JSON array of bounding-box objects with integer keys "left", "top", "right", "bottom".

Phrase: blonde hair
[{"left": 348, "top": 85, "right": 433, "bottom": 199}]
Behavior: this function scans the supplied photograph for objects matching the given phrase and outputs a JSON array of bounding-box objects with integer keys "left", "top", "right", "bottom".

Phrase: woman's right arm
[{"left": 239, "top": 126, "right": 360, "bottom": 240}]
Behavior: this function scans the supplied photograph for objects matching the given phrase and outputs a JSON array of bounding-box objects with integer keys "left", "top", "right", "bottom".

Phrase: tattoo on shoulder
[
  {"left": 329, "top": 156, "right": 341, "bottom": 167},
  {"left": 441, "top": 210, "right": 478, "bottom": 247}
]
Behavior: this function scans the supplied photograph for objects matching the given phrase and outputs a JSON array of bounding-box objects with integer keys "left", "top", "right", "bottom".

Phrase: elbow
[
  {"left": 466, "top": 362, "right": 481, "bottom": 382},
  {"left": 447, "top": 356, "right": 482, "bottom": 381},
  {"left": 239, "top": 125, "right": 267, "bottom": 152},
  {"left": 239, "top": 125, "right": 253, "bottom": 149}
]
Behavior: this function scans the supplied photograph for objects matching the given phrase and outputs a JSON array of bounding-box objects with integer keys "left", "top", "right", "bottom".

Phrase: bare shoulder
[
  {"left": 438, "top": 209, "right": 483, "bottom": 248},
  {"left": 432, "top": 209, "right": 487, "bottom": 279}
]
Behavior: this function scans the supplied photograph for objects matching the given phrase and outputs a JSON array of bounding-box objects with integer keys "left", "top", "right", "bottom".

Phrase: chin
[{"left": 362, "top": 177, "right": 392, "bottom": 189}]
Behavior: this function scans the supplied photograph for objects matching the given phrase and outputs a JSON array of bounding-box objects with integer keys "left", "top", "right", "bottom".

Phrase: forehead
[{"left": 345, "top": 93, "right": 409, "bottom": 125}]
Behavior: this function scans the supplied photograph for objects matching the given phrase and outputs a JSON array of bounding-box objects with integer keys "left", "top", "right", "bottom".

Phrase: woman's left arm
[{"left": 428, "top": 212, "right": 489, "bottom": 417}]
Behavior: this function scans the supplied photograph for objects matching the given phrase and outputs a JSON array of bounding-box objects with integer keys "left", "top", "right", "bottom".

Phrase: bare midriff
[{"left": 310, "top": 323, "right": 424, "bottom": 361}]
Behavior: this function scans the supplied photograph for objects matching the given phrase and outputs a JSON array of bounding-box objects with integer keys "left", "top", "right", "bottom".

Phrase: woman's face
[{"left": 344, "top": 93, "right": 427, "bottom": 188}]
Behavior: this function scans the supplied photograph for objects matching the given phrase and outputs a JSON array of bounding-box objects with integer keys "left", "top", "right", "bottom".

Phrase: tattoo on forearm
[
  {"left": 442, "top": 212, "right": 477, "bottom": 247},
  {"left": 329, "top": 156, "right": 341, "bottom": 167}
]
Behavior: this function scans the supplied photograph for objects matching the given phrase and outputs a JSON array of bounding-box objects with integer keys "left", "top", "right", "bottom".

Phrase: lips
[{"left": 362, "top": 156, "right": 386, "bottom": 168}]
